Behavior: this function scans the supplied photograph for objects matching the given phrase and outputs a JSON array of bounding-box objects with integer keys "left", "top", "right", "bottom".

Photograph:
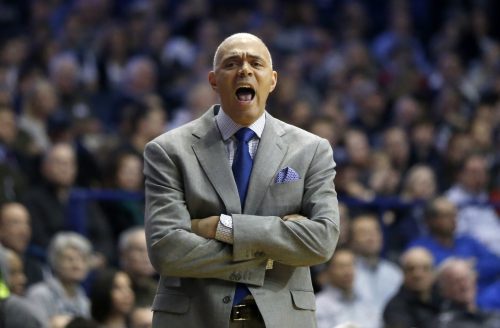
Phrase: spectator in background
[
  {"left": 409, "top": 197, "right": 500, "bottom": 291},
  {"left": 0, "top": 246, "right": 45, "bottom": 328},
  {"left": 391, "top": 96, "right": 424, "bottom": 129},
  {"left": 0, "top": 295, "right": 46, "bottom": 328},
  {"left": 115, "top": 100, "right": 166, "bottom": 160},
  {"left": 350, "top": 214, "right": 403, "bottom": 319},
  {"left": 401, "top": 165, "right": 438, "bottom": 203},
  {"left": 167, "top": 81, "right": 217, "bottom": 130},
  {"left": 0, "top": 202, "right": 44, "bottom": 286},
  {"left": 445, "top": 153, "right": 500, "bottom": 256},
  {"left": 408, "top": 119, "right": 441, "bottom": 171},
  {"left": 312, "top": 202, "right": 352, "bottom": 293},
  {"left": 383, "top": 247, "right": 441, "bottom": 328},
  {"left": 90, "top": 268, "right": 135, "bottom": 328},
  {"left": 45, "top": 111, "right": 103, "bottom": 188},
  {"left": 338, "top": 129, "right": 374, "bottom": 199},
  {"left": 382, "top": 126, "right": 410, "bottom": 174},
  {"left": 2, "top": 247, "right": 27, "bottom": 296},
  {"left": 27, "top": 232, "right": 92, "bottom": 325},
  {"left": 130, "top": 306, "right": 153, "bottom": 328},
  {"left": 118, "top": 227, "right": 156, "bottom": 307},
  {"left": 64, "top": 316, "right": 99, "bottom": 328},
  {"left": 430, "top": 51, "right": 478, "bottom": 106},
  {"left": 288, "top": 99, "right": 314, "bottom": 130},
  {"left": 386, "top": 164, "right": 437, "bottom": 255},
  {"left": 372, "top": 1, "right": 428, "bottom": 75},
  {"left": 307, "top": 115, "right": 340, "bottom": 149},
  {"left": 18, "top": 78, "right": 58, "bottom": 155},
  {"left": 96, "top": 23, "right": 130, "bottom": 92},
  {"left": 368, "top": 151, "right": 401, "bottom": 197},
  {"left": 100, "top": 151, "right": 144, "bottom": 242},
  {"left": 108, "top": 56, "right": 158, "bottom": 128},
  {"left": 478, "top": 280, "right": 500, "bottom": 311},
  {"left": 438, "top": 131, "right": 475, "bottom": 190},
  {"left": 338, "top": 202, "right": 352, "bottom": 249},
  {"left": 469, "top": 115, "right": 495, "bottom": 155},
  {"left": 344, "top": 130, "right": 372, "bottom": 173},
  {"left": 316, "top": 248, "right": 380, "bottom": 328},
  {"left": 349, "top": 79, "right": 389, "bottom": 146},
  {"left": 468, "top": 40, "right": 500, "bottom": 94},
  {"left": 48, "top": 53, "right": 90, "bottom": 122},
  {"left": 434, "top": 258, "right": 500, "bottom": 328},
  {"left": 22, "top": 143, "right": 113, "bottom": 262},
  {"left": 0, "top": 106, "right": 30, "bottom": 202}
]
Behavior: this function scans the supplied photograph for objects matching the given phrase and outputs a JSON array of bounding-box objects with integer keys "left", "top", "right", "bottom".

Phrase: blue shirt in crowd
[{"left": 409, "top": 235, "right": 500, "bottom": 290}]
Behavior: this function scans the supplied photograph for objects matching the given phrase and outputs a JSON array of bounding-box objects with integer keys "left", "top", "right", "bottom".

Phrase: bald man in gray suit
[{"left": 144, "top": 33, "right": 340, "bottom": 328}]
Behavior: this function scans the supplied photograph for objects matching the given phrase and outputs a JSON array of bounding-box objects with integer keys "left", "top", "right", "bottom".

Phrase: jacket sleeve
[
  {"left": 232, "top": 138, "right": 340, "bottom": 266},
  {"left": 143, "top": 141, "right": 268, "bottom": 286}
]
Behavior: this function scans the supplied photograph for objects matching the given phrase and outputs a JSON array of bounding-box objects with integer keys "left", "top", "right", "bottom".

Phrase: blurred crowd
[{"left": 0, "top": 0, "right": 499, "bottom": 327}]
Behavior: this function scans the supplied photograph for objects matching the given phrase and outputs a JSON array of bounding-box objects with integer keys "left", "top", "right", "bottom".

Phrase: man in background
[{"left": 383, "top": 247, "right": 441, "bottom": 328}]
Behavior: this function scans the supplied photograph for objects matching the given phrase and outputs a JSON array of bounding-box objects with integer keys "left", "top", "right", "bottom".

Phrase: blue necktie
[
  {"left": 232, "top": 127, "right": 256, "bottom": 305},
  {"left": 232, "top": 128, "right": 256, "bottom": 209}
]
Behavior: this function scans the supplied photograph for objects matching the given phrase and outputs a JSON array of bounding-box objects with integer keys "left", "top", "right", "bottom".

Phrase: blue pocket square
[{"left": 275, "top": 167, "right": 300, "bottom": 184}]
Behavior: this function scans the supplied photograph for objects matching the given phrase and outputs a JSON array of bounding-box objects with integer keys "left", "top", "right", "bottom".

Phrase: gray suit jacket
[{"left": 144, "top": 106, "right": 339, "bottom": 328}]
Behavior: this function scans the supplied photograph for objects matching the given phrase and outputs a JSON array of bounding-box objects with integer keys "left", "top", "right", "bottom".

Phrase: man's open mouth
[{"left": 235, "top": 87, "right": 255, "bottom": 102}]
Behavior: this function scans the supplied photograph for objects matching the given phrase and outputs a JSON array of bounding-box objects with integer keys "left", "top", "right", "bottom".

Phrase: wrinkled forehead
[{"left": 215, "top": 35, "right": 272, "bottom": 67}]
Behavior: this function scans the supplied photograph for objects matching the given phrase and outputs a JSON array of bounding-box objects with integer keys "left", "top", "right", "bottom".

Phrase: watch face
[{"left": 221, "top": 215, "right": 233, "bottom": 228}]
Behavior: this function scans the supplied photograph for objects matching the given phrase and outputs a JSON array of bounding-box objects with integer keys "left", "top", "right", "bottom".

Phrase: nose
[{"left": 239, "top": 62, "right": 252, "bottom": 77}]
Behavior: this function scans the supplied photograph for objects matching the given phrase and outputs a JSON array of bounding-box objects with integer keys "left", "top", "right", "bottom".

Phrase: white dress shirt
[{"left": 316, "top": 285, "right": 380, "bottom": 328}]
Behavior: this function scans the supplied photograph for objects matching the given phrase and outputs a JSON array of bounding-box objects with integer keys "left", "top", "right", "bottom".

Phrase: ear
[
  {"left": 208, "top": 71, "right": 218, "bottom": 91},
  {"left": 269, "top": 71, "right": 278, "bottom": 93}
]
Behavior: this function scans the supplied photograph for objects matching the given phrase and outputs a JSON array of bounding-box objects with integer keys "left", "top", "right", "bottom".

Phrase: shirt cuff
[{"left": 215, "top": 214, "right": 233, "bottom": 244}]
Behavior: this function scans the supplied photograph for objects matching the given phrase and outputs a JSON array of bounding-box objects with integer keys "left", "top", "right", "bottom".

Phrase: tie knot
[{"left": 234, "top": 127, "right": 256, "bottom": 143}]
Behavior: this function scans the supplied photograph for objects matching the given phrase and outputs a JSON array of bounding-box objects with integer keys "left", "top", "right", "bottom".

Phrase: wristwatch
[
  {"left": 215, "top": 214, "right": 233, "bottom": 244},
  {"left": 220, "top": 214, "right": 233, "bottom": 229}
]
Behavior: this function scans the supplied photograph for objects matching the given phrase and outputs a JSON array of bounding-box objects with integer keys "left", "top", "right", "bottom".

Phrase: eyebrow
[{"left": 221, "top": 53, "right": 267, "bottom": 63}]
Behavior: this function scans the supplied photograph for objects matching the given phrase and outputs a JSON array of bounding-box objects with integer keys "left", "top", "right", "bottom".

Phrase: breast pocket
[{"left": 265, "top": 180, "right": 304, "bottom": 215}]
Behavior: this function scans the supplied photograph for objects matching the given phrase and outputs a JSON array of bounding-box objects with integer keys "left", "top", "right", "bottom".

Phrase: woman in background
[
  {"left": 26, "top": 232, "right": 92, "bottom": 325},
  {"left": 90, "top": 268, "right": 135, "bottom": 328}
]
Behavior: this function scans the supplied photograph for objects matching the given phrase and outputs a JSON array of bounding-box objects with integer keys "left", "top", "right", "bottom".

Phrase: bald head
[
  {"left": 400, "top": 247, "right": 435, "bottom": 294},
  {"left": 208, "top": 32, "right": 277, "bottom": 126},
  {"left": 213, "top": 33, "right": 272, "bottom": 70},
  {"left": 400, "top": 247, "right": 434, "bottom": 267},
  {"left": 437, "top": 258, "right": 476, "bottom": 308}
]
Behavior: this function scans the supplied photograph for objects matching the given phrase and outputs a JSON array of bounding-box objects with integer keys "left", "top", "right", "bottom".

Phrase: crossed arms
[{"left": 143, "top": 137, "right": 339, "bottom": 286}]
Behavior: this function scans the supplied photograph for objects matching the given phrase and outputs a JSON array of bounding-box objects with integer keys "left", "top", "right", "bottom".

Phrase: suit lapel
[
  {"left": 244, "top": 114, "right": 288, "bottom": 214},
  {"left": 192, "top": 107, "right": 241, "bottom": 214}
]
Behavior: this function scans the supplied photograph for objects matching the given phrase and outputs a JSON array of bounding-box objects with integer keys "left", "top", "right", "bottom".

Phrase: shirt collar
[{"left": 216, "top": 107, "right": 266, "bottom": 141}]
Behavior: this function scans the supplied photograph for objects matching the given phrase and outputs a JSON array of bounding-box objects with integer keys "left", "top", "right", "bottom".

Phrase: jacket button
[
  {"left": 223, "top": 296, "right": 231, "bottom": 304},
  {"left": 230, "top": 272, "right": 242, "bottom": 281}
]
